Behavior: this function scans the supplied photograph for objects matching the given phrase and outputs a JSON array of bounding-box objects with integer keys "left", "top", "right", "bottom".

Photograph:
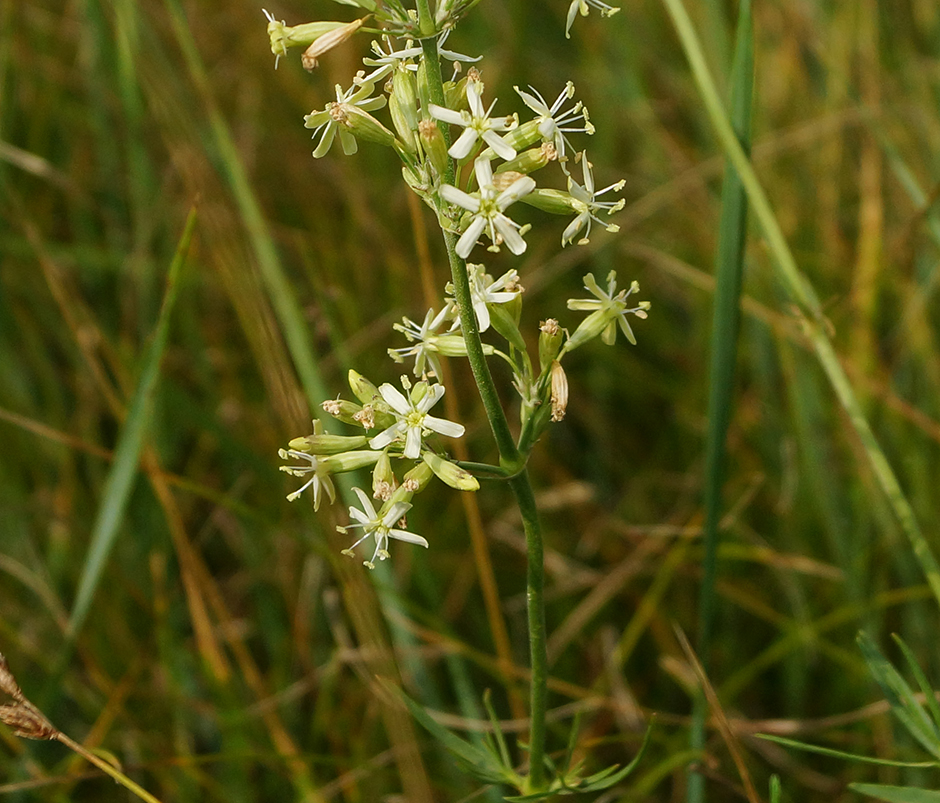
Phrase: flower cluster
[{"left": 269, "top": 2, "right": 643, "bottom": 567}]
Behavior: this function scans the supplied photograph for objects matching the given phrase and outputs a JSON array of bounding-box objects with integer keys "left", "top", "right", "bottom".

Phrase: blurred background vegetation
[{"left": 3, "top": 0, "right": 940, "bottom": 800}]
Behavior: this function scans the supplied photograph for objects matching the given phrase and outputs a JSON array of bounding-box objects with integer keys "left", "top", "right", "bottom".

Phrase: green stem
[
  {"left": 509, "top": 470, "right": 548, "bottom": 792},
  {"left": 414, "top": 10, "right": 547, "bottom": 790}
]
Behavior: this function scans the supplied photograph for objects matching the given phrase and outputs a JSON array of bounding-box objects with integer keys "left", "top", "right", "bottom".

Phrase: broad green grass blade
[
  {"left": 658, "top": 0, "right": 940, "bottom": 608},
  {"left": 67, "top": 207, "right": 197, "bottom": 640},
  {"left": 689, "top": 2, "right": 752, "bottom": 802}
]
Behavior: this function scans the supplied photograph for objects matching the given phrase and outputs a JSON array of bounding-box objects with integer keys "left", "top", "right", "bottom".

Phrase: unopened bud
[
  {"left": 496, "top": 143, "right": 557, "bottom": 176},
  {"left": 389, "top": 66, "right": 420, "bottom": 153},
  {"left": 336, "top": 104, "right": 398, "bottom": 148},
  {"left": 264, "top": 13, "right": 347, "bottom": 60},
  {"left": 549, "top": 360, "right": 568, "bottom": 422},
  {"left": 419, "top": 119, "right": 449, "bottom": 178},
  {"left": 288, "top": 433, "right": 368, "bottom": 454},
  {"left": 372, "top": 450, "right": 396, "bottom": 500},
  {"left": 349, "top": 370, "right": 381, "bottom": 404},
  {"left": 538, "top": 318, "right": 563, "bottom": 371},
  {"left": 300, "top": 18, "right": 366, "bottom": 71},
  {"left": 519, "top": 188, "right": 578, "bottom": 215},
  {"left": 422, "top": 451, "right": 479, "bottom": 491}
]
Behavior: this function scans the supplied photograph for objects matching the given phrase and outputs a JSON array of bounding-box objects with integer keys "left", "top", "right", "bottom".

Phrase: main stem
[{"left": 415, "top": 9, "right": 548, "bottom": 789}]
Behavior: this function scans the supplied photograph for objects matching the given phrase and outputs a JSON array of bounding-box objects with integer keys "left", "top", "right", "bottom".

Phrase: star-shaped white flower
[
  {"left": 440, "top": 157, "right": 535, "bottom": 258},
  {"left": 279, "top": 448, "right": 336, "bottom": 510},
  {"left": 388, "top": 307, "right": 451, "bottom": 379},
  {"left": 340, "top": 487, "right": 428, "bottom": 568},
  {"left": 368, "top": 380, "right": 465, "bottom": 459},
  {"left": 304, "top": 76, "right": 387, "bottom": 158},
  {"left": 514, "top": 82, "right": 594, "bottom": 165},
  {"left": 565, "top": 271, "right": 649, "bottom": 348},
  {"left": 447, "top": 265, "right": 522, "bottom": 333},
  {"left": 561, "top": 154, "right": 626, "bottom": 246},
  {"left": 429, "top": 79, "right": 518, "bottom": 161},
  {"left": 565, "top": 0, "right": 620, "bottom": 38}
]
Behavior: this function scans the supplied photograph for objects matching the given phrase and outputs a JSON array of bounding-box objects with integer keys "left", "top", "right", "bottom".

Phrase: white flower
[
  {"left": 429, "top": 79, "right": 518, "bottom": 161},
  {"left": 388, "top": 307, "right": 451, "bottom": 379},
  {"left": 565, "top": 0, "right": 620, "bottom": 39},
  {"left": 440, "top": 157, "right": 535, "bottom": 258},
  {"left": 561, "top": 154, "right": 625, "bottom": 246},
  {"left": 565, "top": 271, "right": 649, "bottom": 348},
  {"left": 514, "top": 82, "right": 594, "bottom": 164},
  {"left": 340, "top": 487, "right": 428, "bottom": 568},
  {"left": 363, "top": 32, "right": 480, "bottom": 74},
  {"left": 368, "top": 380, "right": 465, "bottom": 459},
  {"left": 304, "top": 77, "right": 387, "bottom": 158},
  {"left": 278, "top": 448, "right": 336, "bottom": 510},
  {"left": 447, "top": 265, "right": 522, "bottom": 333}
]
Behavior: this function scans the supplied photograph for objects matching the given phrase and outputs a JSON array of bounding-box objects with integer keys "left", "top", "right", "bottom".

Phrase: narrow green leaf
[
  {"left": 67, "top": 207, "right": 197, "bottom": 640},
  {"left": 690, "top": 3, "right": 752, "bottom": 802},
  {"left": 758, "top": 734, "right": 939, "bottom": 769},
  {"left": 378, "top": 678, "right": 520, "bottom": 787},
  {"left": 892, "top": 634, "right": 940, "bottom": 737},
  {"left": 857, "top": 632, "right": 940, "bottom": 759},
  {"left": 850, "top": 784, "right": 940, "bottom": 803}
]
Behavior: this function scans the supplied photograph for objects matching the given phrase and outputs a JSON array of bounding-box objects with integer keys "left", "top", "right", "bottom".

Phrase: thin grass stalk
[
  {"left": 162, "top": 0, "right": 331, "bottom": 411},
  {"left": 658, "top": 0, "right": 940, "bottom": 608},
  {"left": 688, "top": 2, "right": 752, "bottom": 801},
  {"left": 68, "top": 206, "right": 197, "bottom": 641}
]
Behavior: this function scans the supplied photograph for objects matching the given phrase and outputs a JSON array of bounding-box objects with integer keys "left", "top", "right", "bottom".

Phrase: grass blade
[
  {"left": 67, "top": 207, "right": 197, "bottom": 640},
  {"left": 689, "top": 2, "right": 752, "bottom": 801}
]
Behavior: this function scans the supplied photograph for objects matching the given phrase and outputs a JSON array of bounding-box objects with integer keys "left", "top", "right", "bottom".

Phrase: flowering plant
[{"left": 266, "top": 0, "right": 650, "bottom": 796}]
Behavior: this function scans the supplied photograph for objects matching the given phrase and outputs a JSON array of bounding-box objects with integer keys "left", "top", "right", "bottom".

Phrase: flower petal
[
  {"left": 389, "top": 529, "right": 429, "bottom": 547},
  {"left": 423, "top": 415, "right": 465, "bottom": 438}
]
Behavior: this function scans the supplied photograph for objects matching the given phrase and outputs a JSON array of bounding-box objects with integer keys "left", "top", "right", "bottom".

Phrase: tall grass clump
[{"left": 2, "top": 0, "right": 940, "bottom": 801}]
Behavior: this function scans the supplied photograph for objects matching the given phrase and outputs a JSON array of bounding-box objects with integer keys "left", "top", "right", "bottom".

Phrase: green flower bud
[
  {"left": 289, "top": 432, "right": 368, "bottom": 455},
  {"left": 519, "top": 188, "right": 578, "bottom": 215},
  {"left": 322, "top": 450, "right": 383, "bottom": 473},
  {"left": 495, "top": 118, "right": 543, "bottom": 154},
  {"left": 336, "top": 104, "right": 398, "bottom": 148},
  {"left": 389, "top": 66, "right": 420, "bottom": 153},
  {"left": 419, "top": 119, "right": 449, "bottom": 178},
  {"left": 538, "top": 318, "right": 563, "bottom": 372},
  {"left": 422, "top": 451, "right": 479, "bottom": 491},
  {"left": 348, "top": 370, "right": 380, "bottom": 404},
  {"left": 372, "top": 449, "right": 396, "bottom": 500},
  {"left": 300, "top": 18, "right": 366, "bottom": 71},
  {"left": 444, "top": 76, "right": 469, "bottom": 111},
  {"left": 321, "top": 398, "right": 365, "bottom": 426},
  {"left": 496, "top": 143, "right": 557, "bottom": 176},
  {"left": 265, "top": 17, "right": 348, "bottom": 60}
]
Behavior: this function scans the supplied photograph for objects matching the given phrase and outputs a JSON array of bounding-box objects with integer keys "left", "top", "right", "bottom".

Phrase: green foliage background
[{"left": 2, "top": 0, "right": 940, "bottom": 800}]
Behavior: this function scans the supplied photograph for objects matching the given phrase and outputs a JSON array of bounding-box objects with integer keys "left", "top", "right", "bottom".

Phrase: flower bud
[
  {"left": 496, "top": 143, "right": 557, "bottom": 176},
  {"left": 264, "top": 15, "right": 348, "bottom": 60},
  {"left": 422, "top": 451, "right": 479, "bottom": 491},
  {"left": 289, "top": 433, "right": 368, "bottom": 455},
  {"left": 334, "top": 104, "right": 398, "bottom": 148},
  {"left": 323, "top": 450, "right": 383, "bottom": 473},
  {"left": 389, "top": 66, "right": 420, "bottom": 153},
  {"left": 419, "top": 119, "right": 449, "bottom": 178},
  {"left": 322, "top": 398, "right": 366, "bottom": 426},
  {"left": 519, "top": 188, "right": 578, "bottom": 215},
  {"left": 538, "top": 318, "right": 563, "bottom": 372},
  {"left": 372, "top": 449, "right": 397, "bottom": 500},
  {"left": 495, "top": 118, "right": 543, "bottom": 153},
  {"left": 348, "top": 370, "right": 381, "bottom": 404},
  {"left": 549, "top": 360, "right": 568, "bottom": 422},
  {"left": 300, "top": 18, "right": 366, "bottom": 71}
]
